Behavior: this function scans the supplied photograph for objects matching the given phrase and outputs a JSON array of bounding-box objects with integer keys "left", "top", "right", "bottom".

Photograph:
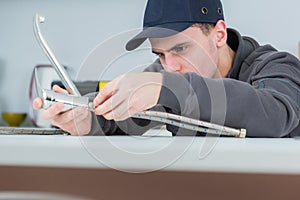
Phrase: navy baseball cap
[{"left": 126, "top": 0, "right": 224, "bottom": 51}]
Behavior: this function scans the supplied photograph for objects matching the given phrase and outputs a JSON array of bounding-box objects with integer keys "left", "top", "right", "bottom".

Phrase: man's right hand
[{"left": 32, "top": 85, "right": 92, "bottom": 136}]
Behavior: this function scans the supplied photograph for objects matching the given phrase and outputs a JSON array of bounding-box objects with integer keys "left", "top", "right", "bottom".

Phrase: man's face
[{"left": 150, "top": 26, "right": 220, "bottom": 78}]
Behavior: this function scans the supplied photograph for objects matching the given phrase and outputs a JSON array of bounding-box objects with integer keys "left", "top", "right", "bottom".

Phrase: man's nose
[{"left": 164, "top": 53, "right": 181, "bottom": 72}]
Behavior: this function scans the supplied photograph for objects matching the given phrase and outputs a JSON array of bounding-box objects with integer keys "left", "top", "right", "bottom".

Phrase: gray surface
[
  {"left": 0, "top": 130, "right": 300, "bottom": 174},
  {"left": 0, "top": 192, "right": 90, "bottom": 200}
]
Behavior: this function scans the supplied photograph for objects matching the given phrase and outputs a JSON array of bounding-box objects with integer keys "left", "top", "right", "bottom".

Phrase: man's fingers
[
  {"left": 33, "top": 86, "right": 68, "bottom": 111},
  {"left": 93, "top": 78, "right": 121, "bottom": 107},
  {"left": 52, "top": 85, "right": 69, "bottom": 94},
  {"left": 31, "top": 84, "right": 92, "bottom": 136},
  {"left": 40, "top": 102, "right": 65, "bottom": 120},
  {"left": 101, "top": 98, "right": 136, "bottom": 121},
  {"left": 94, "top": 93, "right": 124, "bottom": 116},
  {"left": 52, "top": 108, "right": 92, "bottom": 136},
  {"left": 33, "top": 98, "right": 44, "bottom": 110},
  {"left": 52, "top": 106, "right": 87, "bottom": 126}
]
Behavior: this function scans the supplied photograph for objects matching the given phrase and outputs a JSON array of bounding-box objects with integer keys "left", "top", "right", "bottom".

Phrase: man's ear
[{"left": 214, "top": 20, "right": 227, "bottom": 48}]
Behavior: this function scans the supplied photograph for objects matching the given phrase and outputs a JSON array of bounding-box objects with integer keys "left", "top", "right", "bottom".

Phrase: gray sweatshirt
[{"left": 89, "top": 28, "right": 300, "bottom": 138}]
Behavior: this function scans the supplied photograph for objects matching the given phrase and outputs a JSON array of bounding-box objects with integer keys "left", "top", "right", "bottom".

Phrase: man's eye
[
  {"left": 157, "top": 53, "right": 164, "bottom": 58},
  {"left": 174, "top": 45, "right": 187, "bottom": 53}
]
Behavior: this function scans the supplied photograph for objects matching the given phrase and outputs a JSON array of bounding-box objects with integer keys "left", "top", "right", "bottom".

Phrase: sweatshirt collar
[{"left": 226, "top": 28, "right": 258, "bottom": 79}]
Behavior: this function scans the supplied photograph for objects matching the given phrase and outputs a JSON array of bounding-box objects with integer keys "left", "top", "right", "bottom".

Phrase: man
[{"left": 33, "top": 0, "right": 300, "bottom": 137}]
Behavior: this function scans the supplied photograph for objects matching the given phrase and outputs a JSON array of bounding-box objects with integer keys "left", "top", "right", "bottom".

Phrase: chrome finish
[{"left": 33, "top": 13, "right": 81, "bottom": 96}]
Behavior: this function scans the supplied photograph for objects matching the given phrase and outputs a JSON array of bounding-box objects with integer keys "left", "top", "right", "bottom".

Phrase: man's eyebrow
[{"left": 152, "top": 42, "right": 190, "bottom": 54}]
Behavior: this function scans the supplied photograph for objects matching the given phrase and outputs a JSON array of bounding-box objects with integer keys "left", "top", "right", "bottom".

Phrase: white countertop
[{"left": 1, "top": 130, "right": 300, "bottom": 174}]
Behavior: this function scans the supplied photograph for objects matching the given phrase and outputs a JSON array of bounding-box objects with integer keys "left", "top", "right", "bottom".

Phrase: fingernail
[
  {"left": 33, "top": 100, "right": 41, "bottom": 109},
  {"left": 93, "top": 98, "right": 99, "bottom": 105},
  {"left": 94, "top": 106, "right": 102, "bottom": 115}
]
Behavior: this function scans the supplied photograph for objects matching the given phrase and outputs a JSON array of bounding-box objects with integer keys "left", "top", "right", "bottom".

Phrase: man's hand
[
  {"left": 93, "top": 72, "right": 163, "bottom": 121},
  {"left": 32, "top": 85, "right": 92, "bottom": 136}
]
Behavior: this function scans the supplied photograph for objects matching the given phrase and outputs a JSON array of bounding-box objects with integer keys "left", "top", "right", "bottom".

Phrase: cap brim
[{"left": 125, "top": 23, "right": 193, "bottom": 51}]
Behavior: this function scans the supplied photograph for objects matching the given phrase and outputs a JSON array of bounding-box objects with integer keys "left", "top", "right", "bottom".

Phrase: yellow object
[
  {"left": 2, "top": 112, "right": 27, "bottom": 127},
  {"left": 99, "top": 81, "right": 109, "bottom": 90}
]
